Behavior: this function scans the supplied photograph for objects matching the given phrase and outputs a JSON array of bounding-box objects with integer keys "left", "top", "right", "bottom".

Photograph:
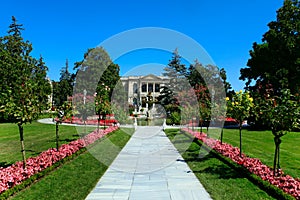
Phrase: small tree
[
  {"left": 95, "top": 84, "right": 111, "bottom": 131},
  {"left": 55, "top": 101, "right": 73, "bottom": 150},
  {"left": 194, "top": 84, "right": 210, "bottom": 133},
  {"left": 256, "top": 86, "right": 300, "bottom": 176},
  {"left": 226, "top": 90, "right": 254, "bottom": 157}
]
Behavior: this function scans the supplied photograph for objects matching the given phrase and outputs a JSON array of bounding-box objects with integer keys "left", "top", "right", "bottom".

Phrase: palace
[{"left": 120, "top": 74, "right": 170, "bottom": 113}]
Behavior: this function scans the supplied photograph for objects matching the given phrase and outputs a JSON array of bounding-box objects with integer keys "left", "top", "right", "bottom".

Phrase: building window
[
  {"left": 155, "top": 83, "right": 160, "bottom": 92},
  {"left": 133, "top": 83, "right": 138, "bottom": 93},
  {"left": 142, "top": 83, "right": 147, "bottom": 92},
  {"left": 148, "top": 83, "right": 153, "bottom": 92}
]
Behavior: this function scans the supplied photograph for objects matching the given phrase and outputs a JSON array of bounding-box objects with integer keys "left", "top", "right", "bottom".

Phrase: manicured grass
[
  {"left": 200, "top": 128, "right": 300, "bottom": 179},
  {"left": 10, "top": 128, "right": 133, "bottom": 200},
  {"left": 0, "top": 122, "right": 95, "bottom": 167},
  {"left": 165, "top": 129, "right": 275, "bottom": 200}
]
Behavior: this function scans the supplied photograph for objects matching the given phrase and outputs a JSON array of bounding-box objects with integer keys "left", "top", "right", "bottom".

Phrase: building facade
[{"left": 120, "top": 74, "right": 170, "bottom": 113}]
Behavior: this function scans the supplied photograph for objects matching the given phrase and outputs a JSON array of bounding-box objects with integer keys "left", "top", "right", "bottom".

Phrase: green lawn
[
  {"left": 200, "top": 127, "right": 300, "bottom": 179},
  {"left": 0, "top": 121, "right": 97, "bottom": 167},
  {"left": 165, "top": 129, "right": 275, "bottom": 200},
  {"left": 10, "top": 128, "right": 133, "bottom": 200}
]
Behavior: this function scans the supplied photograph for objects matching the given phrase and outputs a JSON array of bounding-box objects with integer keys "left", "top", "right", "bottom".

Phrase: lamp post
[{"left": 83, "top": 89, "right": 87, "bottom": 134}]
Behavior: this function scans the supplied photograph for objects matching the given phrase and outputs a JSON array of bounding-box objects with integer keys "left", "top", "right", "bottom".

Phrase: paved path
[{"left": 85, "top": 126, "right": 211, "bottom": 200}]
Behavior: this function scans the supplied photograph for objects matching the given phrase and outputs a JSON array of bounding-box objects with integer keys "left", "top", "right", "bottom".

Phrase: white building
[{"left": 120, "top": 74, "right": 170, "bottom": 113}]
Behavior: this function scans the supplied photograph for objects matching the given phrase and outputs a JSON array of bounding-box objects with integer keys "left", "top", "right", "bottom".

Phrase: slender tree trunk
[
  {"left": 277, "top": 141, "right": 281, "bottom": 170},
  {"left": 273, "top": 135, "right": 282, "bottom": 176},
  {"left": 55, "top": 122, "right": 59, "bottom": 151},
  {"left": 206, "top": 123, "right": 209, "bottom": 137},
  {"left": 239, "top": 122, "right": 242, "bottom": 157},
  {"left": 18, "top": 123, "right": 26, "bottom": 169},
  {"left": 273, "top": 143, "right": 278, "bottom": 176},
  {"left": 221, "top": 128, "right": 224, "bottom": 144}
]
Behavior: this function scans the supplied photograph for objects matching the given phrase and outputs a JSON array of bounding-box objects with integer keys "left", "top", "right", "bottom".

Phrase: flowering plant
[{"left": 226, "top": 90, "right": 254, "bottom": 156}]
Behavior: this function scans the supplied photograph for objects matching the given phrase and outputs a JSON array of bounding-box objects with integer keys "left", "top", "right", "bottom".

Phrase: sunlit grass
[
  {"left": 0, "top": 122, "right": 95, "bottom": 166},
  {"left": 200, "top": 127, "right": 300, "bottom": 178}
]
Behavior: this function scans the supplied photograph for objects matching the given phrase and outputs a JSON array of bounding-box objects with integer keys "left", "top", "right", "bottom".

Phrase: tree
[
  {"left": 240, "top": 0, "right": 300, "bottom": 94},
  {"left": 74, "top": 47, "right": 113, "bottom": 96},
  {"left": 0, "top": 17, "right": 50, "bottom": 167},
  {"left": 95, "top": 63, "right": 120, "bottom": 124},
  {"left": 220, "top": 68, "right": 234, "bottom": 97},
  {"left": 188, "top": 60, "right": 227, "bottom": 133},
  {"left": 226, "top": 90, "right": 254, "bottom": 157},
  {"left": 33, "top": 56, "right": 52, "bottom": 110},
  {"left": 254, "top": 81, "right": 300, "bottom": 176},
  {"left": 55, "top": 101, "right": 73, "bottom": 150},
  {"left": 158, "top": 48, "right": 187, "bottom": 124},
  {"left": 73, "top": 47, "right": 117, "bottom": 123},
  {"left": 52, "top": 59, "right": 74, "bottom": 107}
]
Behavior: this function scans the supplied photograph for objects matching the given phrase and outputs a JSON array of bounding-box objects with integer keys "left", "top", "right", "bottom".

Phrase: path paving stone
[{"left": 85, "top": 126, "right": 212, "bottom": 200}]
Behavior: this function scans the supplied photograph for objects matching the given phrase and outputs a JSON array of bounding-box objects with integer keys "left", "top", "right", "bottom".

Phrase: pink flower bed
[
  {"left": 0, "top": 126, "right": 118, "bottom": 194},
  {"left": 183, "top": 128, "right": 300, "bottom": 199},
  {"left": 56, "top": 116, "right": 118, "bottom": 126}
]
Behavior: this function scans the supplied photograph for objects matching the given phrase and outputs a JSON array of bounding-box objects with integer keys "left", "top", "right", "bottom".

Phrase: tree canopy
[
  {"left": 0, "top": 16, "right": 51, "bottom": 167},
  {"left": 240, "top": 0, "right": 300, "bottom": 94},
  {"left": 52, "top": 59, "right": 75, "bottom": 107},
  {"left": 0, "top": 16, "right": 51, "bottom": 123}
]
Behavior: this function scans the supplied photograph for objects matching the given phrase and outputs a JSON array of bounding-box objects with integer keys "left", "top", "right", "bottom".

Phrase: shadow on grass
[
  {"left": 0, "top": 161, "right": 12, "bottom": 168},
  {"left": 182, "top": 138, "right": 246, "bottom": 180}
]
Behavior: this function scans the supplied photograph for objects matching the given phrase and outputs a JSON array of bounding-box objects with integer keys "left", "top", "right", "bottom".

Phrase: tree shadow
[
  {"left": 0, "top": 161, "right": 12, "bottom": 168},
  {"left": 59, "top": 138, "right": 77, "bottom": 142},
  {"left": 194, "top": 163, "right": 245, "bottom": 179},
  {"left": 25, "top": 149, "right": 42, "bottom": 157},
  {"left": 181, "top": 138, "right": 246, "bottom": 180}
]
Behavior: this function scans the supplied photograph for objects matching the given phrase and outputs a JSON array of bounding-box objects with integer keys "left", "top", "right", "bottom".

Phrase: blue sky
[{"left": 0, "top": 0, "right": 284, "bottom": 91}]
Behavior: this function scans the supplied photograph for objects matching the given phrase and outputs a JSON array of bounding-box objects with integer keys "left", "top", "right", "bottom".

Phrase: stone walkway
[{"left": 85, "top": 126, "right": 211, "bottom": 200}]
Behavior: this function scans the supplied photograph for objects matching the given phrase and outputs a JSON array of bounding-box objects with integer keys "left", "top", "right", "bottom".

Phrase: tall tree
[
  {"left": 74, "top": 47, "right": 112, "bottom": 96},
  {"left": 158, "top": 49, "right": 188, "bottom": 124},
  {"left": 0, "top": 17, "right": 50, "bottom": 167},
  {"left": 33, "top": 56, "right": 52, "bottom": 110},
  {"left": 240, "top": 0, "right": 300, "bottom": 94},
  {"left": 220, "top": 68, "right": 234, "bottom": 97},
  {"left": 159, "top": 50, "right": 186, "bottom": 105},
  {"left": 53, "top": 59, "right": 74, "bottom": 107},
  {"left": 73, "top": 47, "right": 121, "bottom": 121}
]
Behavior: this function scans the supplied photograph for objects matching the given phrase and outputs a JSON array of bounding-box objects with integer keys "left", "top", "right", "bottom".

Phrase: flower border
[
  {"left": 0, "top": 126, "right": 118, "bottom": 195},
  {"left": 183, "top": 128, "right": 300, "bottom": 199}
]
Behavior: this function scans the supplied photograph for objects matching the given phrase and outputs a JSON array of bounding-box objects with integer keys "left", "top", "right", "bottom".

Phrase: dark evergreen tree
[
  {"left": 33, "top": 56, "right": 52, "bottom": 110},
  {"left": 158, "top": 48, "right": 187, "bottom": 124},
  {"left": 240, "top": 0, "right": 300, "bottom": 94},
  {"left": 53, "top": 59, "right": 74, "bottom": 107}
]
